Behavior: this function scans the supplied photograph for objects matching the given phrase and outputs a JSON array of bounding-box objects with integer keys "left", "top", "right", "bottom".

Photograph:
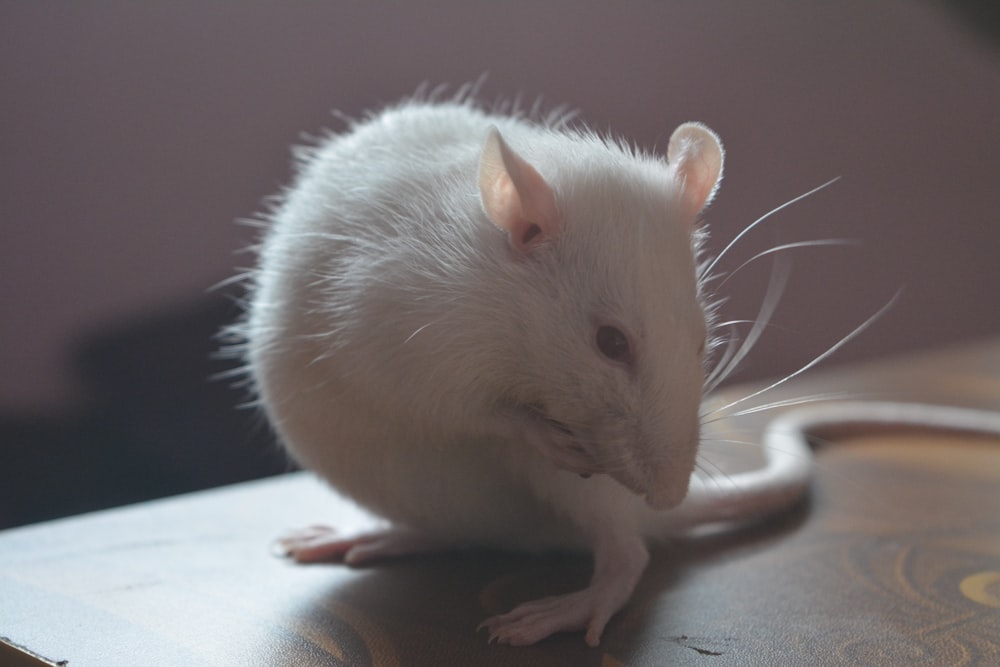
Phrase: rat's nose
[
  {"left": 642, "top": 427, "right": 699, "bottom": 510},
  {"left": 643, "top": 470, "right": 691, "bottom": 510}
]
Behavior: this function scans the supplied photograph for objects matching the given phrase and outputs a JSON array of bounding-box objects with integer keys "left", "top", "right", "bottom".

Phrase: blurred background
[{"left": 2, "top": 1, "right": 997, "bottom": 529}]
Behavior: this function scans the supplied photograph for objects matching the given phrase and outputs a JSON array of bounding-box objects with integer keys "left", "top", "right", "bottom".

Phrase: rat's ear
[
  {"left": 667, "top": 122, "right": 724, "bottom": 221},
  {"left": 479, "top": 126, "right": 560, "bottom": 253}
]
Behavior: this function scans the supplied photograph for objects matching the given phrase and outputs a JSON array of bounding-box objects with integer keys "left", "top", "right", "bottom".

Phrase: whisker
[
  {"left": 715, "top": 239, "right": 859, "bottom": 290},
  {"left": 713, "top": 318, "right": 782, "bottom": 328},
  {"left": 702, "top": 176, "right": 841, "bottom": 278},
  {"left": 704, "top": 257, "right": 790, "bottom": 392},
  {"left": 725, "top": 391, "right": 896, "bottom": 417},
  {"left": 404, "top": 321, "right": 436, "bottom": 344},
  {"left": 707, "top": 290, "right": 902, "bottom": 418},
  {"left": 704, "top": 329, "right": 738, "bottom": 381},
  {"left": 706, "top": 436, "right": 815, "bottom": 465},
  {"left": 719, "top": 392, "right": 859, "bottom": 418},
  {"left": 692, "top": 456, "right": 737, "bottom": 492}
]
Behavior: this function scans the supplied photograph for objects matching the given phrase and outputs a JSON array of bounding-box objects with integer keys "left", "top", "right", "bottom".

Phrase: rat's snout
[
  {"left": 607, "top": 435, "right": 697, "bottom": 510},
  {"left": 605, "top": 379, "right": 703, "bottom": 509},
  {"left": 643, "top": 469, "right": 692, "bottom": 510},
  {"left": 639, "top": 429, "right": 700, "bottom": 511}
]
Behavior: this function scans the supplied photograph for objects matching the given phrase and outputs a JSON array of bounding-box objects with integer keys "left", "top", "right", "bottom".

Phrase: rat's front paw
[
  {"left": 479, "top": 588, "right": 615, "bottom": 647},
  {"left": 504, "top": 409, "right": 600, "bottom": 477}
]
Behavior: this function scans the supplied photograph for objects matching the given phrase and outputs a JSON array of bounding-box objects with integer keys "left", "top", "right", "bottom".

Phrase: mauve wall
[{"left": 2, "top": 1, "right": 998, "bottom": 411}]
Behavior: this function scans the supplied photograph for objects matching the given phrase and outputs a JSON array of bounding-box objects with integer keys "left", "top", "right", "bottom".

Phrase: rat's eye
[{"left": 596, "top": 325, "right": 632, "bottom": 364}]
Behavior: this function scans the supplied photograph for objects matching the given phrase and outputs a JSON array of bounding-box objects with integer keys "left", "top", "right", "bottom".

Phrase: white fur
[
  {"left": 242, "top": 97, "right": 724, "bottom": 551},
  {"left": 231, "top": 93, "right": 1000, "bottom": 646},
  {"left": 225, "top": 94, "right": 871, "bottom": 646}
]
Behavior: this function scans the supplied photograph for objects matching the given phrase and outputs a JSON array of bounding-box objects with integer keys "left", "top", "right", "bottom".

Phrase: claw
[{"left": 479, "top": 531, "right": 649, "bottom": 646}]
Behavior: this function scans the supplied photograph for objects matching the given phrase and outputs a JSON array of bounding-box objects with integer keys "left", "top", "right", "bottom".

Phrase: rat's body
[{"left": 239, "top": 95, "right": 810, "bottom": 646}]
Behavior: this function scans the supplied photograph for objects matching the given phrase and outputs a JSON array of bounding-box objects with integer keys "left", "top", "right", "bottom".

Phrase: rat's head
[{"left": 479, "top": 122, "right": 723, "bottom": 510}]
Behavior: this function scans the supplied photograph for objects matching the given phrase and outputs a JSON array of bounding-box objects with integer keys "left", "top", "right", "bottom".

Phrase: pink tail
[{"left": 667, "top": 401, "right": 1000, "bottom": 533}]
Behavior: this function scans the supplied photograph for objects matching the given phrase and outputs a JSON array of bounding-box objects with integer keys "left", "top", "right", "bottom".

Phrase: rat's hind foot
[{"left": 274, "top": 525, "right": 435, "bottom": 566}]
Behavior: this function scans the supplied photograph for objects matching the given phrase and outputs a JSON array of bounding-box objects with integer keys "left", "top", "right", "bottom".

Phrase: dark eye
[{"left": 596, "top": 325, "right": 631, "bottom": 363}]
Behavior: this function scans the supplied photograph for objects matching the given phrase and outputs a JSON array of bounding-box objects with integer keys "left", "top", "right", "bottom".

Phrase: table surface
[{"left": 1, "top": 340, "right": 998, "bottom": 667}]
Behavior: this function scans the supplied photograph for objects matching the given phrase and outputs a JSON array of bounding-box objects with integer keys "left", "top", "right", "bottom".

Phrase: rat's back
[{"left": 241, "top": 100, "right": 582, "bottom": 547}]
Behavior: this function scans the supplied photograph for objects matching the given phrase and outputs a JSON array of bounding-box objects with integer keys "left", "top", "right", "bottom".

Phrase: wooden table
[{"left": 2, "top": 340, "right": 998, "bottom": 666}]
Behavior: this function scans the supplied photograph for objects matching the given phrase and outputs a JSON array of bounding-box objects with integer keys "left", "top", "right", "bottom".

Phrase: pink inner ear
[
  {"left": 681, "top": 158, "right": 716, "bottom": 215},
  {"left": 667, "top": 123, "right": 724, "bottom": 221},
  {"left": 479, "top": 127, "right": 560, "bottom": 253},
  {"left": 521, "top": 223, "right": 542, "bottom": 245}
]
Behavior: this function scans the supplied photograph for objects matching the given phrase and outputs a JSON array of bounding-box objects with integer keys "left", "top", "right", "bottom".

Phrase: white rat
[{"left": 237, "top": 92, "right": 815, "bottom": 647}]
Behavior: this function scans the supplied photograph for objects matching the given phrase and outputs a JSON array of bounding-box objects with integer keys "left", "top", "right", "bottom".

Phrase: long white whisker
[
  {"left": 715, "top": 319, "right": 776, "bottom": 328},
  {"left": 692, "top": 455, "right": 736, "bottom": 491},
  {"left": 705, "top": 330, "right": 739, "bottom": 384},
  {"left": 705, "top": 257, "right": 790, "bottom": 392},
  {"left": 702, "top": 177, "right": 841, "bottom": 278},
  {"left": 707, "top": 290, "right": 902, "bottom": 418},
  {"left": 713, "top": 319, "right": 798, "bottom": 338},
  {"left": 708, "top": 437, "right": 815, "bottom": 463},
  {"left": 701, "top": 392, "right": 853, "bottom": 426},
  {"left": 722, "top": 392, "right": 858, "bottom": 418},
  {"left": 716, "top": 239, "right": 859, "bottom": 289},
  {"left": 404, "top": 321, "right": 436, "bottom": 344}
]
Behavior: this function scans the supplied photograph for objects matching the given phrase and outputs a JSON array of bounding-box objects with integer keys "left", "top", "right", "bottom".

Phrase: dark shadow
[{"left": 0, "top": 291, "right": 292, "bottom": 529}]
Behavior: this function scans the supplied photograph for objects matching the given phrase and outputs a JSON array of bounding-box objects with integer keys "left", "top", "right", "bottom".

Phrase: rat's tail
[{"left": 662, "top": 401, "right": 1000, "bottom": 535}]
